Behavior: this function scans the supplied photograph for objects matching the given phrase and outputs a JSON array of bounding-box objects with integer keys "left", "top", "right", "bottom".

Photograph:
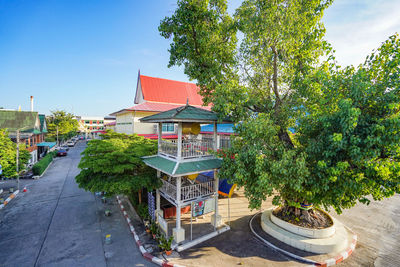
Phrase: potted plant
[
  {"left": 159, "top": 235, "right": 174, "bottom": 256},
  {"left": 150, "top": 221, "right": 159, "bottom": 239}
]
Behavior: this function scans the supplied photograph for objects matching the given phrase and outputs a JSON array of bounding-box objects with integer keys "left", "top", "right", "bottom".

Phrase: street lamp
[{"left": 16, "top": 126, "right": 29, "bottom": 191}]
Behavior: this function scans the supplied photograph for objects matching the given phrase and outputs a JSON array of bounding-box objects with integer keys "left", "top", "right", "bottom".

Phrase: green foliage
[
  {"left": 0, "top": 129, "right": 30, "bottom": 177},
  {"left": 32, "top": 152, "right": 55, "bottom": 176},
  {"left": 76, "top": 131, "right": 160, "bottom": 196},
  {"left": 160, "top": 0, "right": 400, "bottom": 214},
  {"left": 158, "top": 235, "right": 174, "bottom": 251},
  {"left": 46, "top": 110, "right": 78, "bottom": 142},
  {"left": 136, "top": 203, "right": 149, "bottom": 220}
]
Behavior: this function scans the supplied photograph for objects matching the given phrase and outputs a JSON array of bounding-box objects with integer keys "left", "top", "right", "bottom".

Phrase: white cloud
[{"left": 323, "top": 0, "right": 400, "bottom": 67}]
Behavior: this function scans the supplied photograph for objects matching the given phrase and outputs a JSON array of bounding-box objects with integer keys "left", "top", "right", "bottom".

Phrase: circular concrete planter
[
  {"left": 270, "top": 208, "right": 335, "bottom": 239},
  {"left": 261, "top": 208, "right": 348, "bottom": 254}
]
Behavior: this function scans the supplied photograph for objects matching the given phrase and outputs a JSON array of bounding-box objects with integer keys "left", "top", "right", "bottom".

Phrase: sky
[{"left": 0, "top": 0, "right": 399, "bottom": 117}]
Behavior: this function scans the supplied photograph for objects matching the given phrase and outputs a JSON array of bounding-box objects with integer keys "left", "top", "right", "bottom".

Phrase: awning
[
  {"left": 36, "top": 142, "right": 56, "bottom": 148},
  {"left": 142, "top": 155, "right": 222, "bottom": 177}
]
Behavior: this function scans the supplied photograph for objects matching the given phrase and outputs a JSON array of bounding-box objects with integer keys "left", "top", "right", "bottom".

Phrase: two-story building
[
  {"left": 0, "top": 110, "right": 49, "bottom": 165},
  {"left": 110, "top": 73, "right": 211, "bottom": 136}
]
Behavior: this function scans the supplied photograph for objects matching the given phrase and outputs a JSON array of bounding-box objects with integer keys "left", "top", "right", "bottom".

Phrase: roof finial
[{"left": 186, "top": 98, "right": 189, "bottom": 106}]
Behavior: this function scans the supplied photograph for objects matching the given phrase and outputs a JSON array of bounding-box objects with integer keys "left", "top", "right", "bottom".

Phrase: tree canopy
[
  {"left": 0, "top": 129, "right": 30, "bottom": 178},
  {"left": 46, "top": 110, "right": 78, "bottom": 142},
  {"left": 76, "top": 131, "right": 160, "bottom": 197},
  {"left": 160, "top": 0, "right": 400, "bottom": 214}
]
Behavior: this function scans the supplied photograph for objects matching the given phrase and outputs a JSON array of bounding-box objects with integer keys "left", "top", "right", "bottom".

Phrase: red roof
[
  {"left": 127, "top": 101, "right": 211, "bottom": 112},
  {"left": 140, "top": 75, "right": 204, "bottom": 105}
]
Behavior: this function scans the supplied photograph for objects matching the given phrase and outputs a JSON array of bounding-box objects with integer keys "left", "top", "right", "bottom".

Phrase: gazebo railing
[
  {"left": 160, "top": 179, "right": 215, "bottom": 203},
  {"left": 159, "top": 139, "right": 214, "bottom": 159}
]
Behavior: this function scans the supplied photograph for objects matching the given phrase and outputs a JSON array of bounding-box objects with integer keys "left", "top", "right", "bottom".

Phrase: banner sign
[
  {"left": 203, "top": 198, "right": 215, "bottom": 214},
  {"left": 192, "top": 201, "right": 205, "bottom": 217},
  {"left": 158, "top": 213, "right": 168, "bottom": 236},
  {"left": 148, "top": 191, "right": 155, "bottom": 221}
]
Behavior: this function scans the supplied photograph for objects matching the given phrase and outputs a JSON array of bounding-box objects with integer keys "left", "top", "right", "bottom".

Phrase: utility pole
[{"left": 16, "top": 129, "right": 20, "bottom": 191}]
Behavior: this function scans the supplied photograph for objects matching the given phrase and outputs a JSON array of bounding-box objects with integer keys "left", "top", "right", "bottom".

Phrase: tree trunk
[{"left": 138, "top": 189, "right": 142, "bottom": 204}]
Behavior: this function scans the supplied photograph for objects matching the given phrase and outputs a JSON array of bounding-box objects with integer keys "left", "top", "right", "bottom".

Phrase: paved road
[{"left": 0, "top": 141, "right": 153, "bottom": 267}]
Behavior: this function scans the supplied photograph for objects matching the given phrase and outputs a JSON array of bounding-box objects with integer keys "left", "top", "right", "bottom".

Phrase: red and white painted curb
[
  {"left": 317, "top": 232, "right": 357, "bottom": 267},
  {"left": 116, "top": 196, "right": 185, "bottom": 267},
  {"left": 0, "top": 190, "right": 20, "bottom": 210},
  {"left": 249, "top": 212, "right": 357, "bottom": 267}
]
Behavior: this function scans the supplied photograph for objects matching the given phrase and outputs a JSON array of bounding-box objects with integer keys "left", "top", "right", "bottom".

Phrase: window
[
  {"left": 162, "top": 123, "right": 174, "bottom": 133},
  {"left": 85, "top": 120, "right": 90, "bottom": 124}
]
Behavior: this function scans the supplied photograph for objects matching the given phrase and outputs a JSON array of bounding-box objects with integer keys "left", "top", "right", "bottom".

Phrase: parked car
[
  {"left": 57, "top": 149, "right": 68, "bottom": 157},
  {"left": 67, "top": 141, "right": 75, "bottom": 147}
]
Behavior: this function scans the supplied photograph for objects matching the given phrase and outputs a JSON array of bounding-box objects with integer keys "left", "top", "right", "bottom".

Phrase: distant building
[
  {"left": 76, "top": 116, "right": 105, "bottom": 136},
  {"left": 0, "top": 110, "right": 49, "bottom": 164},
  {"left": 110, "top": 72, "right": 210, "bottom": 136}
]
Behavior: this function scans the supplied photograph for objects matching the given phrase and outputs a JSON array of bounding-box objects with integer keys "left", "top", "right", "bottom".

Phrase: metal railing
[
  {"left": 181, "top": 180, "right": 215, "bottom": 201},
  {"left": 159, "top": 179, "right": 215, "bottom": 202},
  {"left": 160, "top": 179, "right": 177, "bottom": 200},
  {"left": 159, "top": 139, "right": 215, "bottom": 159},
  {"left": 160, "top": 139, "right": 178, "bottom": 157}
]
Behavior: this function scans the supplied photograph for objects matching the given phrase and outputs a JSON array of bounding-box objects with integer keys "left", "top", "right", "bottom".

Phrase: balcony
[
  {"left": 159, "top": 139, "right": 215, "bottom": 159},
  {"left": 160, "top": 179, "right": 215, "bottom": 203}
]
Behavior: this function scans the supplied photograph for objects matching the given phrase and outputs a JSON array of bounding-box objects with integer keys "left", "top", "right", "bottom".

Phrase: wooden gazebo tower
[{"left": 140, "top": 104, "right": 230, "bottom": 249}]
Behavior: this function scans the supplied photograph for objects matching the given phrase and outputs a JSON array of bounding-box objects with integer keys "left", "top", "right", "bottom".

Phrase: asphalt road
[{"left": 0, "top": 141, "right": 153, "bottom": 267}]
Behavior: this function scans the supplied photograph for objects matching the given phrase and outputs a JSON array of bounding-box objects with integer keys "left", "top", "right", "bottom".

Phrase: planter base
[{"left": 261, "top": 208, "right": 349, "bottom": 254}]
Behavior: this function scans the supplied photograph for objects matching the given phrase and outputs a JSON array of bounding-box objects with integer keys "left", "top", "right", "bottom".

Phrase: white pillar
[
  {"left": 177, "top": 122, "right": 182, "bottom": 160},
  {"left": 213, "top": 122, "right": 217, "bottom": 151},
  {"left": 173, "top": 175, "right": 185, "bottom": 243},
  {"left": 158, "top": 122, "right": 162, "bottom": 152},
  {"left": 211, "top": 169, "right": 222, "bottom": 228}
]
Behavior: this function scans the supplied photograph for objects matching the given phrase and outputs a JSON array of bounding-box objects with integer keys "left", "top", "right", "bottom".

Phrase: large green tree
[
  {"left": 160, "top": 0, "right": 400, "bottom": 221},
  {"left": 0, "top": 129, "right": 30, "bottom": 177},
  {"left": 46, "top": 110, "right": 78, "bottom": 142},
  {"left": 76, "top": 131, "right": 160, "bottom": 200}
]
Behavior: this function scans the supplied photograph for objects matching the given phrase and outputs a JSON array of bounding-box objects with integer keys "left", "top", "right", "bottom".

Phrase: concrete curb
[
  {"left": 249, "top": 211, "right": 357, "bottom": 267},
  {"left": 0, "top": 190, "right": 20, "bottom": 210},
  {"left": 116, "top": 196, "right": 185, "bottom": 267}
]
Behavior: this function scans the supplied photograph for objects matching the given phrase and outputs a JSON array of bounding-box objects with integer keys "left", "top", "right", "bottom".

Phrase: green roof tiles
[
  {"left": 142, "top": 155, "right": 221, "bottom": 176},
  {"left": 140, "top": 104, "right": 229, "bottom": 123},
  {"left": 0, "top": 110, "right": 40, "bottom": 134},
  {"left": 39, "top": 114, "right": 48, "bottom": 133}
]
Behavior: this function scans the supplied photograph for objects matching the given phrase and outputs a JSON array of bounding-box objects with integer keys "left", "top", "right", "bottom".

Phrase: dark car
[{"left": 57, "top": 149, "right": 68, "bottom": 157}]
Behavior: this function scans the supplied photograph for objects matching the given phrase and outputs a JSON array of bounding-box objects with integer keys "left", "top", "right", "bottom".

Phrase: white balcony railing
[
  {"left": 160, "top": 179, "right": 215, "bottom": 203},
  {"left": 159, "top": 139, "right": 215, "bottom": 159},
  {"left": 181, "top": 180, "right": 215, "bottom": 201}
]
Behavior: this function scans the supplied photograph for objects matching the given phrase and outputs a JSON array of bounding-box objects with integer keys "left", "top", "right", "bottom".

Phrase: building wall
[
  {"left": 115, "top": 112, "right": 134, "bottom": 134},
  {"left": 133, "top": 111, "right": 158, "bottom": 134},
  {"left": 115, "top": 111, "right": 160, "bottom": 135}
]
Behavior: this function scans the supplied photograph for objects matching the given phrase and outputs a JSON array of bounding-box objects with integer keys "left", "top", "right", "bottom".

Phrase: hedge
[{"left": 32, "top": 151, "right": 57, "bottom": 176}]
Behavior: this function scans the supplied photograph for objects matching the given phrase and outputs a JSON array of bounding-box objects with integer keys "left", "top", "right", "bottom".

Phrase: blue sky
[{"left": 0, "top": 0, "right": 399, "bottom": 116}]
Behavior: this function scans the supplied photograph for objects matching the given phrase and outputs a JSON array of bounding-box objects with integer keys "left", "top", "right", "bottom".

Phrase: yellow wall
[{"left": 115, "top": 111, "right": 159, "bottom": 135}]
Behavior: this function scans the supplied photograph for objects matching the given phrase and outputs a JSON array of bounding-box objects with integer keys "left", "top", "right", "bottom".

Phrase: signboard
[
  {"left": 157, "top": 213, "right": 168, "bottom": 236},
  {"left": 203, "top": 198, "right": 215, "bottom": 214},
  {"left": 192, "top": 201, "right": 205, "bottom": 217},
  {"left": 147, "top": 191, "right": 155, "bottom": 221}
]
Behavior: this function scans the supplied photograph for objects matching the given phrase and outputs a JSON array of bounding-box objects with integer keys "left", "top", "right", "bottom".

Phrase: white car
[{"left": 67, "top": 141, "right": 75, "bottom": 147}]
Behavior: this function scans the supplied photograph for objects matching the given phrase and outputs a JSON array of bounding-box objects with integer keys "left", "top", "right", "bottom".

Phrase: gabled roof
[
  {"left": 140, "top": 104, "right": 228, "bottom": 123},
  {"left": 0, "top": 110, "right": 41, "bottom": 135},
  {"left": 139, "top": 75, "right": 204, "bottom": 105}
]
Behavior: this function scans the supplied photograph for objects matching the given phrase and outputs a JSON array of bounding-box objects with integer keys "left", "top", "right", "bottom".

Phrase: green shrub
[
  {"left": 136, "top": 203, "right": 149, "bottom": 220},
  {"left": 32, "top": 152, "right": 55, "bottom": 175}
]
